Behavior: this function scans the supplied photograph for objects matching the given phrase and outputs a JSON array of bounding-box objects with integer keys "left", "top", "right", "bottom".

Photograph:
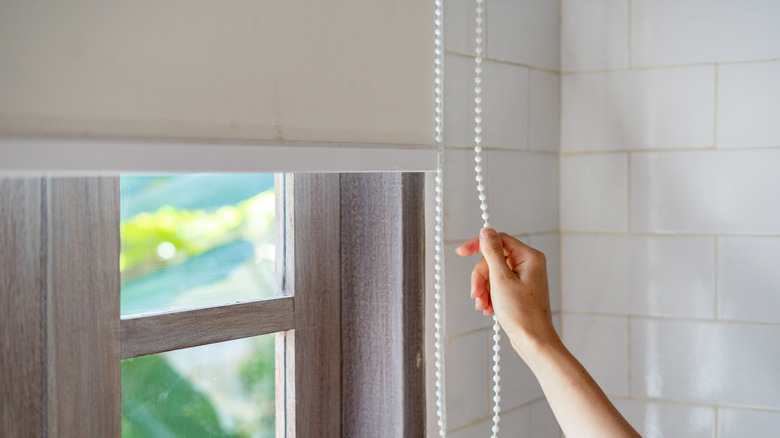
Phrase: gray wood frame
[
  {"left": 1, "top": 177, "right": 121, "bottom": 437},
  {"left": 0, "top": 172, "right": 425, "bottom": 438}
]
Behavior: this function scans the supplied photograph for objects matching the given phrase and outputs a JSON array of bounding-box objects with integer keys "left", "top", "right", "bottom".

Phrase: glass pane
[
  {"left": 121, "top": 335, "right": 276, "bottom": 437},
  {"left": 120, "top": 174, "right": 277, "bottom": 317}
]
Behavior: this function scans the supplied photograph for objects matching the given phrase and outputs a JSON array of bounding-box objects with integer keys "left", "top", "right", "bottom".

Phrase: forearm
[{"left": 517, "top": 337, "right": 640, "bottom": 438}]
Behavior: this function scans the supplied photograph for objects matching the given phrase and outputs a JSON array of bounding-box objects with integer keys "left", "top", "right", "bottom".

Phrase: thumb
[{"left": 479, "top": 227, "right": 512, "bottom": 278}]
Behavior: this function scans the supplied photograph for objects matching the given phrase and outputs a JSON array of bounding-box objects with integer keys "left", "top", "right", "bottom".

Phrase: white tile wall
[
  {"left": 444, "top": 54, "right": 478, "bottom": 148},
  {"left": 557, "top": 2, "right": 780, "bottom": 437},
  {"left": 560, "top": 0, "right": 628, "bottom": 72},
  {"left": 630, "top": 150, "right": 780, "bottom": 234},
  {"left": 530, "top": 398, "right": 561, "bottom": 438},
  {"left": 560, "top": 153, "right": 627, "bottom": 232},
  {"left": 443, "top": 149, "right": 486, "bottom": 240},
  {"left": 486, "top": 0, "right": 559, "bottom": 71},
  {"left": 612, "top": 399, "right": 715, "bottom": 438},
  {"left": 529, "top": 70, "right": 559, "bottom": 153},
  {"left": 498, "top": 331, "right": 544, "bottom": 409},
  {"left": 631, "top": 0, "right": 780, "bottom": 67},
  {"left": 631, "top": 318, "right": 780, "bottom": 409},
  {"left": 718, "top": 408, "right": 780, "bottom": 438},
  {"left": 718, "top": 237, "right": 780, "bottom": 323},
  {"left": 561, "top": 67, "right": 715, "bottom": 152},
  {"left": 502, "top": 404, "right": 532, "bottom": 437},
  {"left": 481, "top": 61, "right": 529, "bottom": 150},
  {"left": 528, "top": 233, "right": 560, "bottom": 313},
  {"left": 445, "top": 243, "right": 494, "bottom": 336},
  {"left": 448, "top": 419, "right": 492, "bottom": 438},
  {"left": 563, "top": 315, "right": 628, "bottom": 396},
  {"left": 487, "top": 151, "right": 558, "bottom": 235},
  {"left": 443, "top": 0, "right": 478, "bottom": 56},
  {"left": 446, "top": 331, "right": 489, "bottom": 430},
  {"left": 562, "top": 234, "right": 715, "bottom": 318},
  {"left": 717, "top": 61, "right": 780, "bottom": 148}
]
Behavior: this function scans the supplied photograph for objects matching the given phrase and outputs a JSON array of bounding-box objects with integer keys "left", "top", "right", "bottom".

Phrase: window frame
[{"left": 1, "top": 172, "right": 425, "bottom": 437}]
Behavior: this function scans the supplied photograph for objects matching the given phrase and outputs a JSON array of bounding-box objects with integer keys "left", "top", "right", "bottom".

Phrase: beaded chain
[
  {"left": 473, "top": 1, "right": 503, "bottom": 437},
  {"left": 432, "top": 0, "right": 447, "bottom": 436},
  {"left": 432, "top": 0, "right": 501, "bottom": 436}
]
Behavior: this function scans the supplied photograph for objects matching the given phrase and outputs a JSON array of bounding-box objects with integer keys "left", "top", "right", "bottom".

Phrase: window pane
[
  {"left": 120, "top": 174, "right": 277, "bottom": 317},
  {"left": 121, "top": 334, "right": 276, "bottom": 438}
]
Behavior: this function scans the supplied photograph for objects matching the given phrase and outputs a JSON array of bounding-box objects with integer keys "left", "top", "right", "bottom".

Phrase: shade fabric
[{"left": 0, "top": 0, "right": 434, "bottom": 171}]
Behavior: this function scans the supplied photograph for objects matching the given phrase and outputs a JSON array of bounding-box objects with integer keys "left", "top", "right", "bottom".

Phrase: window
[{"left": 1, "top": 172, "right": 425, "bottom": 437}]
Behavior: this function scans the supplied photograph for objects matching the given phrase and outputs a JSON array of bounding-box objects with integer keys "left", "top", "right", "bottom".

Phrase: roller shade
[{"left": 0, "top": 0, "right": 435, "bottom": 172}]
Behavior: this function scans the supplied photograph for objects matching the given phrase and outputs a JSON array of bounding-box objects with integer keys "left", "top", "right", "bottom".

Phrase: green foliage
[
  {"left": 121, "top": 355, "right": 240, "bottom": 438},
  {"left": 120, "top": 190, "right": 274, "bottom": 280}
]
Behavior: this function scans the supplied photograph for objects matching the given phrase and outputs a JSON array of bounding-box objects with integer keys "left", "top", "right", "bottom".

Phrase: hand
[{"left": 456, "top": 227, "right": 560, "bottom": 358}]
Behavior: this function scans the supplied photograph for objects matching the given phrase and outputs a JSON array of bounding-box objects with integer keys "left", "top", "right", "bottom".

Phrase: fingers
[
  {"left": 479, "top": 228, "right": 514, "bottom": 279},
  {"left": 456, "top": 236, "right": 480, "bottom": 257},
  {"left": 471, "top": 257, "right": 489, "bottom": 307}
]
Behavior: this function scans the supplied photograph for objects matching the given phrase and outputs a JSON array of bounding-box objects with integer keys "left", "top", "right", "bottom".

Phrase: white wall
[
  {"left": 426, "top": 0, "right": 561, "bottom": 436},
  {"left": 560, "top": 1, "right": 780, "bottom": 437}
]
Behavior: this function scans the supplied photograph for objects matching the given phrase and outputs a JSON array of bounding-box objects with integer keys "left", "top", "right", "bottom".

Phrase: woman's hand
[{"left": 456, "top": 227, "right": 560, "bottom": 359}]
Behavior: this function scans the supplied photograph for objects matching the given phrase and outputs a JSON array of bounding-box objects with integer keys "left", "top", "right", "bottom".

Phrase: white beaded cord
[
  {"left": 473, "top": 0, "right": 502, "bottom": 437},
  {"left": 432, "top": 0, "right": 448, "bottom": 436}
]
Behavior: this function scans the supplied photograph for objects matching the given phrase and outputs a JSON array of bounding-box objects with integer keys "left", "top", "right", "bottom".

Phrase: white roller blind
[{"left": 0, "top": 0, "right": 435, "bottom": 172}]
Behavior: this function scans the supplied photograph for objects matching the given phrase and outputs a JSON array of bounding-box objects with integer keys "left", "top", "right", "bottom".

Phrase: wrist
[{"left": 506, "top": 326, "right": 564, "bottom": 370}]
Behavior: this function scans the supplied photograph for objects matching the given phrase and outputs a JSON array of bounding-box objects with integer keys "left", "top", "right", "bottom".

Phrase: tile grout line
[
  {"left": 713, "top": 65, "right": 720, "bottom": 149},
  {"left": 558, "top": 144, "right": 780, "bottom": 156},
  {"left": 714, "top": 406, "right": 720, "bottom": 438},
  {"left": 626, "top": 152, "right": 632, "bottom": 233},
  {"left": 627, "top": 0, "right": 633, "bottom": 68},
  {"left": 444, "top": 49, "right": 559, "bottom": 74},
  {"left": 559, "top": 57, "right": 780, "bottom": 75},
  {"left": 627, "top": 315, "right": 632, "bottom": 398},
  {"left": 561, "top": 310, "right": 780, "bottom": 327},
  {"left": 559, "top": 230, "right": 780, "bottom": 239},
  {"left": 714, "top": 236, "right": 719, "bottom": 320}
]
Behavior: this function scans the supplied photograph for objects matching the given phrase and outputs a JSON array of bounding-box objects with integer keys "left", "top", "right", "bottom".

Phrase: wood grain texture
[
  {"left": 340, "top": 173, "right": 426, "bottom": 437},
  {"left": 45, "top": 177, "right": 121, "bottom": 437},
  {"left": 0, "top": 178, "right": 43, "bottom": 437},
  {"left": 287, "top": 173, "right": 342, "bottom": 438},
  {"left": 121, "top": 297, "right": 295, "bottom": 358}
]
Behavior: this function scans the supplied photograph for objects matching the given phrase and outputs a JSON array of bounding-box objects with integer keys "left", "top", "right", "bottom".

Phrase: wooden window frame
[{"left": 1, "top": 172, "right": 425, "bottom": 437}]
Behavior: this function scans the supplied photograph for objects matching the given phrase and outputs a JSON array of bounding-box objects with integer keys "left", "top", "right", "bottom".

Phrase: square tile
[
  {"left": 718, "top": 237, "right": 780, "bottom": 323},
  {"left": 446, "top": 242, "right": 495, "bottom": 336},
  {"left": 560, "top": 153, "right": 627, "bottom": 232},
  {"left": 562, "top": 315, "right": 628, "bottom": 396},
  {"left": 561, "top": 67, "right": 715, "bottom": 152},
  {"left": 631, "top": 0, "right": 780, "bottom": 67},
  {"left": 562, "top": 234, "right": 715, "bottom": 318},
  {"left": 531, "top": 398, "right": 561, "bottom": 438},
  {"left": 631, "top": 318, "right": 780, "bottom": 409},
  {"left": 446, "top": 331, "right": 489, "bottom": 429},
  {"left": 444, "top": 54, "right": 478, "bottom": 148},
  {"left": 718, "top": 408, "right": 780, "bottom": 438},
  {"left": 561, "top": 0, "right": 629, "bottom": 71},
  {"left": 443, "top": 149, "right": 487, "bottom": 240},
  {"left": 481, "top": 61, "right": 529, "bottom": 150},
  {"left": 529, "top": 70, "right": 560, "bottom": 152},
  {"left": 528, "top": 233, "right": 561, "bottom": 313},
  {"left": 630, "top": 150, "right": 780, "bottom": 234},
  {"left": 487, "top": 0, "right": 559, "bottom": 70},
  {"left": 612, "top": 399, "right": 715, "bottom": 438},
  {"left": 488, "top": 151, "right": 558, "bottom": 235},
  {"left": 497, "top": 329, "right": 544, "bottom": 409},
  {"left": 718, "top": 61, "right": 780, "bottom": 148}
]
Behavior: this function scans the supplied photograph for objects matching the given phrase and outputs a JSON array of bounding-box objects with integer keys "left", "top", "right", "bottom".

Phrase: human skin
[{"left": 456, "top": 227, "right": 640, "bottom": 438}]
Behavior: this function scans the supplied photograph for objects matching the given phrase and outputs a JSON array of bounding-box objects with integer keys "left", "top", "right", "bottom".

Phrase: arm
[{"left": 456, "top": 228, "right": 640, "bottom": 438}]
